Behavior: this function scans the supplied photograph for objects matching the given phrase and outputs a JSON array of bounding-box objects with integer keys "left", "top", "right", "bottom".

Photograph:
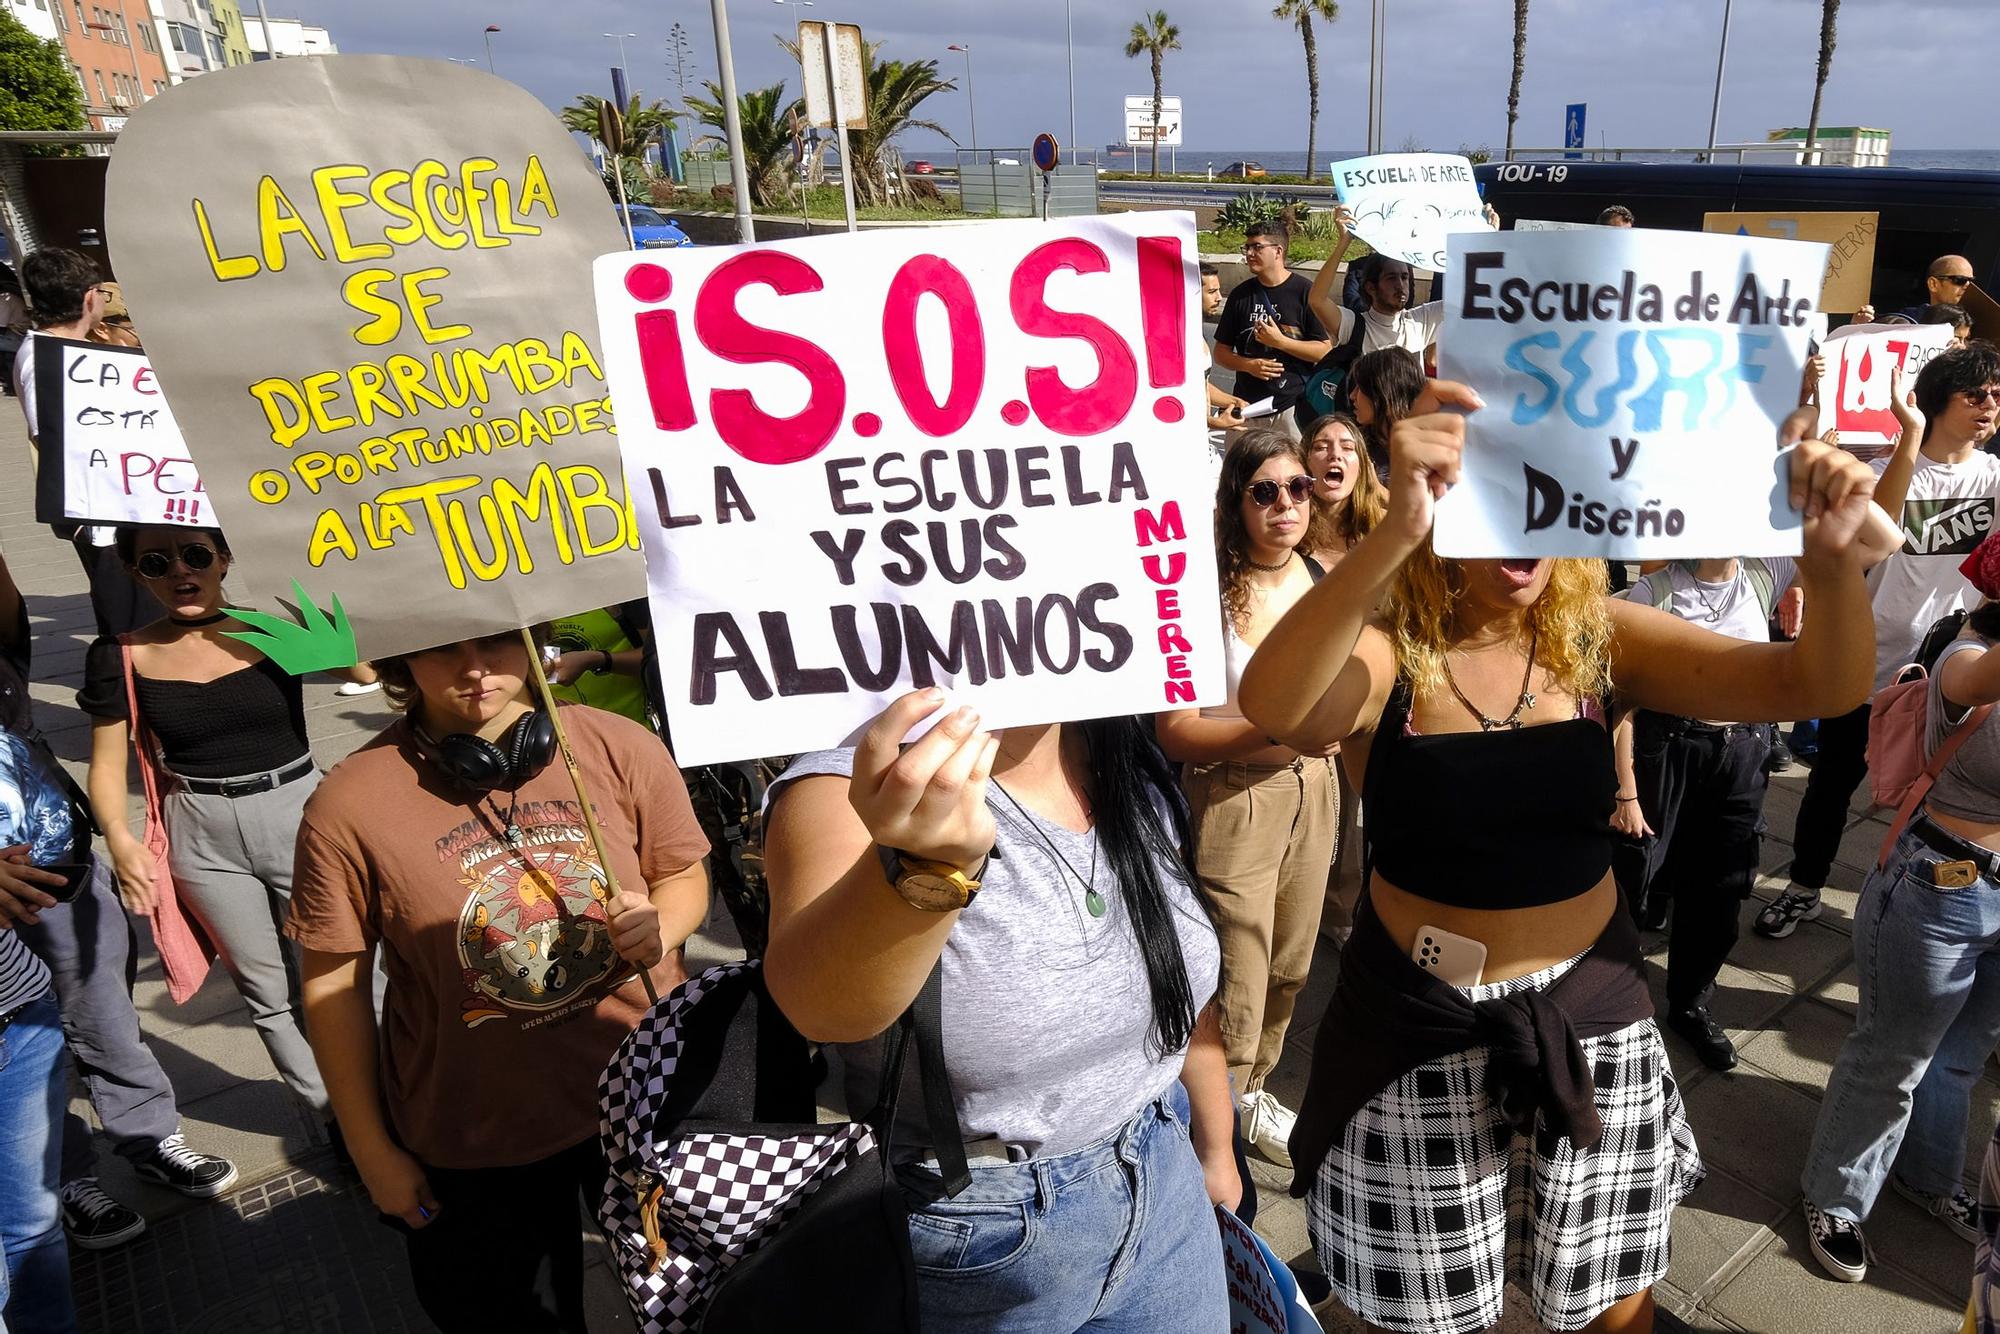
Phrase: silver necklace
[
  {"left": 991, "top": 780, "right": 1105, "bottom": 919},
  {"left": 1687, "top": 570, "right": 1727, "bottom": 622}
]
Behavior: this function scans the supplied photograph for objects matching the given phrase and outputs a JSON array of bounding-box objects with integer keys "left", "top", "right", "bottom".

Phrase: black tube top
[
  {"left": 132, "top": 656, "right": 310, "bottom": 780},
  {"left": 1363, "top": 680, "right": 1616, "bottom": 909}
]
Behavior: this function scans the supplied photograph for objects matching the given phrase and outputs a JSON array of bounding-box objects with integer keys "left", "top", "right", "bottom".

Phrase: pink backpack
[{"left": 1866, "top": 662, "right": 1993, "bottom": 867}]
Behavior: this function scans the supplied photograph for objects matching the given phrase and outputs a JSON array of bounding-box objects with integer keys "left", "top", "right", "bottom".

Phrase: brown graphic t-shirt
[{"left": 287, "top": 705, "right": 709, "bottom": 1169}]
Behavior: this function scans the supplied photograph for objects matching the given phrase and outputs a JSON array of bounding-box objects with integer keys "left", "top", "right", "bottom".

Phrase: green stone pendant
[{"left": 1085, "top": 888, "right": 1107, "bottom": 918}]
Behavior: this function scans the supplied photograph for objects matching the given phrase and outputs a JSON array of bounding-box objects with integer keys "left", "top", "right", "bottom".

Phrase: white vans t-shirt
[{"left": 1868, "top": 450, "right": 2000, "bottom": 689}]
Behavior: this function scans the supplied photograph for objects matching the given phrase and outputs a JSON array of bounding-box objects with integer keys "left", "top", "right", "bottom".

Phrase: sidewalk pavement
[{"left": 2, "top": 402, "right": 1976, "bottom": 1332}]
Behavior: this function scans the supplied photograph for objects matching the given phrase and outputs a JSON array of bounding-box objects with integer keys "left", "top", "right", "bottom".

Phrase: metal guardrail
[{"left": 1504, "top": 145, "right": 1838, "bottom": 166}]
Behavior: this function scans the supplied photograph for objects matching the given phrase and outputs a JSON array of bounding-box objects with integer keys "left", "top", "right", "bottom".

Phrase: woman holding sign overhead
[
  {"left": 287, "top": 630, "right": 710, "bottom": 1332},
  {"left": 1238, "top": 384, "right": 1881, "bottom": 1333}
]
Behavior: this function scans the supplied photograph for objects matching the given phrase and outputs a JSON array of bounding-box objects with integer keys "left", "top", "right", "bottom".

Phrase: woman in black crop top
[
  {"left": 82, "top": 526, "right": 334, "bottom": 1123},
  {"left": 1239, "top": 384, "right": 1882, "bottom": 1334}
]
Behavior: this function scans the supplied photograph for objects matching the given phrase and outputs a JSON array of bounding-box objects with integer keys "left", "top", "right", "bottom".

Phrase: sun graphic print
[{"left": 455, "top": 844, "right": 618, "bottom": 1024}]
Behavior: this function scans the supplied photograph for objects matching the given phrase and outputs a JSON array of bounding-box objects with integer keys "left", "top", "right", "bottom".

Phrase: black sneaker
[
  {"left": 133, "top": 1133, "right": 238, "bottom": 1198},
  {"left": 1667, "top": 1005, "right": 1738, "bottom": 1071},
  {"left": 58, "top": 1178, "right": 147, "bottom": 1250},
  {"left": 1892, "top": 1177, "right": 1982, "bottom": 1244},
  {"left": 1804, "top": 1200, "right": 1868, "bottom": 1282},
  {"left": 1765, "top": 740, "right": 1794, "bottom": 774},
  {"left": 1754, "top": 886, "right": 1822, "bottom": 940}
]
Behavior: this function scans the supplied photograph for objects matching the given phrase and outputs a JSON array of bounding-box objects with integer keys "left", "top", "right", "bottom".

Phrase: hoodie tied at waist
[{"left": 1287, "top": 897, "right": 1654, "bottom": 1196}]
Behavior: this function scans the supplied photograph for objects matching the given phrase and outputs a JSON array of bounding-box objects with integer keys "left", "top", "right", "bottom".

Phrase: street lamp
[
  {"left": 947, "top": 43, "right": 977, "bottom": 162},
  {"left": 483, "top": 23, "right": 501, "bottom": 74},
  {"left": 1705, "top": 0, "right": 1734, "bottom": 158},
  {"left": 604, "top": 31, "right": 637, "bottom": 74},
  {"left": 772, "top": 0, "right": 815, "bottom": 28},
  {"left": 1064, "top": 1, "right": 1076, "bottom": 156}
]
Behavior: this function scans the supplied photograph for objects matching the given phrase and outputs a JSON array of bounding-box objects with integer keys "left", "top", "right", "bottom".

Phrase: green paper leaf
[{"left": 221, "top": 583, "right": 360, "bottom": 674}]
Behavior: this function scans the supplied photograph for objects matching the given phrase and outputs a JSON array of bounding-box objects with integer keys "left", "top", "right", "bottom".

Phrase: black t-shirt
[{"left": 1213, "top": 271, "right": 1328, "bottom": 410}]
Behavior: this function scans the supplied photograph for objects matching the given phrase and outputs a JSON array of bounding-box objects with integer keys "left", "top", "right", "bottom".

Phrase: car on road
[
  {"left": 616, "top": 204, "right": 693, "bottom": 249},
  {"left": 906, "top": 160, "right": 935, "bottom": 174},
  {"left": 1219, "top": 161, "right": 1268, "bottom": 180}
]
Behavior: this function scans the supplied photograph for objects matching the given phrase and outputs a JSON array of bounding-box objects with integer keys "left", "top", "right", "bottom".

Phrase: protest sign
[
  {"left": 1703, "top": 211, "right": 1877, "bottom": 314},
  {"left": 1964, "top": 284, "right": 2000, "bottom": 344},
  {"left": 595, "top": 212, "right": 1224, "bottom": 766},
  {"left": 1434, "top": 228, "right": 1826, "bottom": 560},
  {"left": 1814, "top": 321, "right": 1955, "bottom": 460},
  {"left": 1330, "top": 153, "right": 1492, "bottom": 272},
  {"left": 31, "top": 338, "right": 207, "bottom": 527},
  {"left": 1513, "top": 219, "right": 1608, "bottom": 232},
  {"left": 103, "top": 56, "right": 641, "bottom": 671}
]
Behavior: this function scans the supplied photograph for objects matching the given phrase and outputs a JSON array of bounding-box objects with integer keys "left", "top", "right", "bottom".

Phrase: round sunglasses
[
  {"left": 1246, "top": 475, "right": 1315, "bottom": 507},
  {"left": 132, "top": 542, "right": 219, "bottom": 580}
]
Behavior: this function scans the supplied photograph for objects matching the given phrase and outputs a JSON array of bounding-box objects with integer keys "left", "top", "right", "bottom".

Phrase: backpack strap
[
  {"left": 1742, "top": 558, "right": 1777, "bottom": 621},
  {"left": 1648, "top": 566, "right": 1681, "bottom": 611},
  {"left": 871, "top": 962, "right": 969, "bottom": 1198},
  {"left": 1876, "top": 700, "right": 1996, "bottom": 868}
]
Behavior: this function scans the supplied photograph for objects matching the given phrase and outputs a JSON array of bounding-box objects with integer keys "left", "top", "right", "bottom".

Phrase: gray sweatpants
[{"left": 164, "top": 765, "right": 328, "bottom": 1115}]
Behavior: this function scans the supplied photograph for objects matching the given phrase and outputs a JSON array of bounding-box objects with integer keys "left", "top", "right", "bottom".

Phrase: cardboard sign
[
  {"left": 103, "top": 56, "right": 642, "bottom": 670},
  {"left": 1964, "top": 284, "right": 2000, "bottom": 343},
  {"left": 1331, "top": 153, "right": 1492, "bottom": 272},
  {"left": 31, "top": 339, "right": 208, "bottom": 526},
  {"left": 1434, "top": 228, "right": 1826, "bottom": 559},
  {"left": 1815, "top": 321, "right": 1956, "bottom": 460},
  {"left": 1702, "top": 210, "right": 1877, "bottom": 314},
  {"left": 595, "top": 213, "right": 1223, "bottom": 766}
]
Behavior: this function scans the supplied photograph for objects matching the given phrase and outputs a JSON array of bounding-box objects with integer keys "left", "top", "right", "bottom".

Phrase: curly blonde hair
[
  {"left": 1385, "top": 541, "right": 1613, "bottom": 702},
  {"left": 1299, "top": 412, "right": 1386, "bottom": 555}
]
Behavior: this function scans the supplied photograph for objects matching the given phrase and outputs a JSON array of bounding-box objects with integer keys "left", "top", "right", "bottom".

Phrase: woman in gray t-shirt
[{"left": 763, "top": 690, "right": 1231, "bottom": 1333}]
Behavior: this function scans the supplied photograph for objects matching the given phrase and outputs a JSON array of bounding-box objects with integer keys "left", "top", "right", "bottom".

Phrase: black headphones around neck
[{"left": 413, "top": 710, "right": 557, "bottom": 795}]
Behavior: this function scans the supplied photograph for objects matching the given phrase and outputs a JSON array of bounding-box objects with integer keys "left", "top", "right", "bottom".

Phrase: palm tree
[
  {"left": 1504, "top": 0, "right": 1529, "bottom": 157},
  {"left": 1803, "top": 0, "right": 1840, "bottom": 161},
  {"left": 563, "top": 94, "right": 676, "bottom": 160},
  {"left": 684, "top": 81, "right": 803, "bottom": 208},
  {"left": 1274, "top": 0, "right": 1339, "bottom": 182},
  {"left": 778, "top": 37, "right": 956, "bottom": 206},
  {"left": 1124, "top": 11, "right": 1181, "bottom": 180}
]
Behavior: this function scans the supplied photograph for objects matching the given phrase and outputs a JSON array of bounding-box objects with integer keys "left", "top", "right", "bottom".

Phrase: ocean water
[{"left": 1096, "top": 147, "right": 2000, "bottom": 174}]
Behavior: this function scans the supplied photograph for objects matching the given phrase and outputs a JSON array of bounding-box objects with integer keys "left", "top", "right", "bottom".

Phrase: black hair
[
  {"left": 1080, "top": 716, "right": 1204, "bottom": 1057},
  {"left": 1914, "top": 339, "right": 2000, "bottom": 437},
  {"left": 1198, "top": 261, "right": 1219, "bottom": 279},
  {"left": 1971, "top": 601, "right": 2000, "bottom": 641},
  {"left": 1922, "top": 302, "right": 1973, "bottom": 331},
  {"left": 1348, "top": 346, "right": 1427, "bottom": 458},
  {"left": 20, "top": 249, "right": 101, "bottom": 328},
  {"left": 1244, "top": 219, "right": 1286, "bottom": 246},
  {"left": 113, "top": 525, "right": 230, "bottom": 565},
  {"left": 1597, "top": 204, "right": 1635, "bottom": 225}
]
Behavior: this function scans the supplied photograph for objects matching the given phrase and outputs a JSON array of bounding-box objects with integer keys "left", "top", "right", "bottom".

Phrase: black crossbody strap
[{"left": 912, "top": 964, "right": 969, "bottom": 1196}]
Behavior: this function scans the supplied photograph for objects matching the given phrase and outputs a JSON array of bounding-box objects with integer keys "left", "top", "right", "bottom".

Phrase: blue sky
[{"left": 284, "top": 0, "right": 1979, "bottom": 155}]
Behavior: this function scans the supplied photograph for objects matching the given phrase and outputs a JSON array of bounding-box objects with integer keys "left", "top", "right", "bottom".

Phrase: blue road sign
[
  {"left": 1033, "top": 133, "right": 1060, "bottom": 172},
  {"left": 1564, "top": 103, "right": 1586, "bottom": 160}
]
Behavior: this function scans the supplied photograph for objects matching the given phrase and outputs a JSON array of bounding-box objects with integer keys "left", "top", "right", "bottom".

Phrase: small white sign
[
  {"left": 1124, "top": 94, "right": 1182, "bottom": 147},
  {"left": 595, "top": 213, "right": 1223, "bottom": 766},
  {"left": 1330, "top": 152, "right": 1493, "bottom": 272},
  {"left": 1434, "top": 228, "right": 1828, "bottom": 559},
  {"left": 1815, "top": 321, "right": 1956, "bottom": 458},
  {"left": 799, "top": 21, "right": 868, "bottom": 130},
  {"left": 36, "top": 339, "right": 209, "bottom": 526}
]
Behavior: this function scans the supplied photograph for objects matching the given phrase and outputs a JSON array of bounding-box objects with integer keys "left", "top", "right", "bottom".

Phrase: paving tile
[
  {"left": 1678, "top": 1061, "right": 1824, "bottom": 1202},
  {"left": 1665, "top": 1164, "right": 1787, "bottom": 1300},
  {"left": 1732, "top": 995, "right": 1852, "bottom": 1099},
  {"left": 1706, "top": 1208, "right": 1962, "bottom": 1333}
]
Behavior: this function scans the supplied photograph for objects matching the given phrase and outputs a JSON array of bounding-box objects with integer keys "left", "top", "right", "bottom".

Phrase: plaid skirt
[{"left": 1307, "top": 953, "right": 1704, "bottom": 1334}]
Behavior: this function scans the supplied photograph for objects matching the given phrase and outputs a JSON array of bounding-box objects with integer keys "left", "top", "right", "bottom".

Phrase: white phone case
[{"left": 1412, "top": 924, "right": 1488, "bottom": 988}]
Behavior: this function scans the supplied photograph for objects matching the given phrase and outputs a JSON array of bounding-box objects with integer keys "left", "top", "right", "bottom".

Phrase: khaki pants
[{"left": 1185, "top": 757, "right": 1339, "bottom": 1095}]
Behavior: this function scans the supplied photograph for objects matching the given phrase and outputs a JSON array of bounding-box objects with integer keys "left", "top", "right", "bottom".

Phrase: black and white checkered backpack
[{"left": 598, "top": 959, "right": 967, "bottom": 1333}]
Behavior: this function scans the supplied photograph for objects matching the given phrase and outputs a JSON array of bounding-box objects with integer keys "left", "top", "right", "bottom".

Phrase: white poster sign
[
  {"left": 1815, "top": 321, "right": 1956, "bottom": 459},
  {"left": 1433, "top": 228, "right": 1828, "bottom": 559},
  {"left": 595, "top": 213, "right": 1224, "bottom": 766},
  {"left": 1124, "top": 95, "right": 1182, "bottom": 147},
  {"left": 1330, "top": 152, "right": 1492, "bottom": 272},
  {"left": 32, "top": 338, "right": 208, "bottom": 527},
  {"left": 1513, "top": 218, "right": 1607, "bottom": 232}
]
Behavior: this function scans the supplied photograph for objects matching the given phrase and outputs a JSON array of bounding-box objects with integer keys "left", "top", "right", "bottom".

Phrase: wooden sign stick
[{"left": 520, "top": 628, "right": 659, "bottom": 1006}]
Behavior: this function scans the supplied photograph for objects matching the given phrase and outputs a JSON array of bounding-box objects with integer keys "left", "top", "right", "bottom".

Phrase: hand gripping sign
[
  {"left": 1330, "top": 153, "right": 1493, "bottom": 273},
  {"left": 104, "top": 56, "right": 642, "bottom": 672},
  {"left": 595, "top": 213, "right": 1225, "bottom": 766},
  {"left": 1434, "top": 227, "right": 1828, "bottom": 560},
  {"left": 31, "top": 339, "right": 209, "bottom": 527}
]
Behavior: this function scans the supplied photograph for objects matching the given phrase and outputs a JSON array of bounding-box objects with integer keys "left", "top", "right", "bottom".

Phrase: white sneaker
[
  {"left": 1239, "top": 1089, "right": 1297, "bottom": 1169},
  {"left": 334, "top": 679, "right": 383, "bottom": 697}
]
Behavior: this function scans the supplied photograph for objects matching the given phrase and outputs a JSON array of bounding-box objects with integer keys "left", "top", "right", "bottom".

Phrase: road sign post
[
  {"left": 800, "top": 21, "right": 867, "bottom": 234},
  {"left": 1033, "top": 132, "right": 1059, "bottom": 220}
]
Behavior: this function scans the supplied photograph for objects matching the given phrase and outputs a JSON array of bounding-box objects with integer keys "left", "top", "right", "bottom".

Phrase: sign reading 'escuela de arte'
[
  {"left": 106, "top": 55, "right": 643, "bottom": 667},
  {"left": 1435, "top": 228, "right": 1828, "bottom": 561}
]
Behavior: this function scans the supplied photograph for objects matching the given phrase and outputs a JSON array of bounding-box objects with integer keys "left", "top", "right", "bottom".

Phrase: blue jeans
[
  {"left": 897, "top": 1091, "right": 1227, "bottom": 1333},
  {"left": 1802, "top": 824, "right": 2000, "bottom": 1222},
  {"left": 0, "top": 991, "right": 76, "bottom": 1334}
]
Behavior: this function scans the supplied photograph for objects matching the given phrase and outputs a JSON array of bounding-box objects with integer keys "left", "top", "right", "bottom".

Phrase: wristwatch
[{"left": 876, "top": 845, "right": 985, "bottom": 912}]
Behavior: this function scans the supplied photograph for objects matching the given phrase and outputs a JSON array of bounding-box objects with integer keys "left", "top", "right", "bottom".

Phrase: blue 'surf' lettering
[
  {"left": 1506, "top": 332, "right": 1562, "bottom": 425},
  {"left": 1559, "top": 330, "right": 1641, "bottom": 429}
]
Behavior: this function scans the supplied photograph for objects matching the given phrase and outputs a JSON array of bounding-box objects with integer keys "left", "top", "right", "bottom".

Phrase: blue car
[{"left": 616, "top": 204, "right": 693, "bottom": 249}]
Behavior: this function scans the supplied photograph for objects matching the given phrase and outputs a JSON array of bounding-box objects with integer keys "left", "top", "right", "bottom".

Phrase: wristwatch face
[{"left": 896, "top": 870, "right": 972, "bottom": 912}]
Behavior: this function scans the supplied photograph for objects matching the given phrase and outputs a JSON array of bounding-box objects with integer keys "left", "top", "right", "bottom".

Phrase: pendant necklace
[
  {"left": 992, "top": 780, "right": 1105, "bottom": 918},
  {"left": 1689, "top": 573, "right": 1726, "bottom": 623},
  {"left": 1442, "top": 626, "right": 1541, "bottom": 731}
]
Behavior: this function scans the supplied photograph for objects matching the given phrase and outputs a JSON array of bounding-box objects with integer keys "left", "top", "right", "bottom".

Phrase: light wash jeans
[
  {"left": 0, "top": 992, "right": 75, "bottom": 1334},
  {"left": 1802, "top": 823, "right": 2000, "bottom": 1222},
  {"left": 896, "top": 1088, "right": 1227, "bottom": 1333}
]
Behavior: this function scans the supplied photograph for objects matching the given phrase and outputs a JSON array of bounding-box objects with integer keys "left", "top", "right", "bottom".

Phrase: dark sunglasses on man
[
  {"left": 1246, "top": 476, "right": 1314, "bottom": 507},
  {"left": 1939, "top": 274, "right": 1975, "bottom": 289},
  {"left": 133, "top": 542, "right": 219, "bottom": 580}
]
